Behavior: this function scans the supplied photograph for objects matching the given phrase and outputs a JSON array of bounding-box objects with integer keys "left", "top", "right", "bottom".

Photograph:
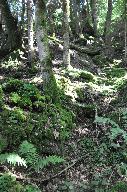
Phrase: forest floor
[{"left": 0, "top": 45, "right": 127, "bottom": 191}]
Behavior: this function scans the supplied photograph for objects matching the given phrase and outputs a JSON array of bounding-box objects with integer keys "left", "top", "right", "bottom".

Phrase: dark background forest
[{"left": 0, "top": 0, "right": 127, "bottom": 191}]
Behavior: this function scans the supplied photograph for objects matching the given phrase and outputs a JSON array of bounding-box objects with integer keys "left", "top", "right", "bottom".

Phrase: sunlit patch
[{"left": 30, "top": 76, "right": 43, "bottom": 83}]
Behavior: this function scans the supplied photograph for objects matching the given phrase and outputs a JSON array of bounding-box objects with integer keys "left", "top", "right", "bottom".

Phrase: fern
[
  {"left": 0, "top": 153, "right": 27, "bottom": 167},
  {"left": 19, "top": 140, "right": 65, "bottom": 172},
  {"left": 94, "top": 116, "right": 120, "bottom": 129},
  {"left": 19, "top": 140, "right": 39, "bottom": 166},
  {"left": 95, "top": 116, "right": 127, "bottom": 141},
  {"left": 24, "top": 185, "right": 41, "bottom": 192},
  {"left": 35, "top": 155, "right": 65, "bottom": 172}
]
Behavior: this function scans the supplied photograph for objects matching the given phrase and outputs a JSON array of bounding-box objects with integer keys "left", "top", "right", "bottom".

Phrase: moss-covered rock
[
  {"left": 2, "top": 79, "right": 24, "bottom": 93},
  {"left": 33, "top": 101, "right": 46, "bottom": 112},
  {"left": 79, "top": 71, "right": 95, "bottom": 82}
]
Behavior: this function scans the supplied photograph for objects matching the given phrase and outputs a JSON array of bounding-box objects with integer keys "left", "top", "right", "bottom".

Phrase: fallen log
[
  {"left": 70, "top": 43, "right": 100, "bottom": 56},
  {"left": 48, "top": 36, "right": 101, "bottom": 56}
]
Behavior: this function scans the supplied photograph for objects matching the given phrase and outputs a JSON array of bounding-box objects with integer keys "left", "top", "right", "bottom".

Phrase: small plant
[{"left": 10, "top": 92, "right": 21, "bottom": 104}]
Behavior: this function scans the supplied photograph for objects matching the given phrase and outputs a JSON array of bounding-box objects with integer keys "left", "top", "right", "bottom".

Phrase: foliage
[
  {"left": 0, "top": 153, "right": 26, "bottom": 167},
  {"left": 19, "top": 140, "right": 65, "bottom": 172},
  {"left": 111, "top": 181, "right": 127, "bottom": 192},
  {"left": 0, "top": 174, "right": 23, "bottom": 192},
  {"left": 0, "top": 173, "right": 41, "bottom": 192}
]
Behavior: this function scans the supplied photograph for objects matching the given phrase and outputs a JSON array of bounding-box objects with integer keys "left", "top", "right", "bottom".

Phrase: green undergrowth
[
  {"left": 0, "top": 140, "right": 65, "bottom": 192},
  {"left": 0, "top": 173, "right": 42, "bottom": 192},
  {"left": 0, "top": 78, "right": 74, "bottom": 149},
  {"left": 73, "top": 111, "right": 127, "bottom": 191},
  {"left": 65, "top": 68, "right": 96, "bottom": 82}
]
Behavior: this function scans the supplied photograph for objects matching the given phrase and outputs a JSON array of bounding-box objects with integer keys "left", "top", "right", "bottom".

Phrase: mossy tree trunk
[
  {"left": 0, "top": 0, "right": 21, "bottom": 50},
  {"left": 34, "top": 0, "right": 58, "bottom": 102},
  {"left": 62, "top": 0, "right": 70, "bottom": 67}
]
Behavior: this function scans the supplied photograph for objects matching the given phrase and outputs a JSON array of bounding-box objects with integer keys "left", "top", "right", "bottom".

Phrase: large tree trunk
[
  {"left": 90, "top": 0, "right": 98, "bottom": 36},
  {"left": 62, "top": 0, "right": 70, "bottom": 67},
  {"left": 103, "top": 0, "right": 113, "bottom": 42},
  {"left": 27, "top": 0, "right": 34, "bottom": 63},
  {"left": 34, "top": 0, "right": 58, "bottom": 102},
  {"left": 0, "top": 0, "right": 21, "bottom": 50}
]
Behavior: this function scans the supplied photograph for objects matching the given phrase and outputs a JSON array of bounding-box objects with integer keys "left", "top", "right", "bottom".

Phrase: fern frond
[
  {"left": 34, "top": 155, "right": 65, "bottom": 172},
  {"left": 95, "top": 116, "right": 120, "bottom": 129},
  {"left": 19, "top": 140, "right": 65, "bottom": 172},
  {"left": 19, "top": 140, "right": 39, "bottom": 165},
  {"left": 0, "top": 153, "right": 27, "bottom": 167}
]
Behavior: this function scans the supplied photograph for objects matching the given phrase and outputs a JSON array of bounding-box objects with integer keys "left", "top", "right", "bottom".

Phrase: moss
[
  {"left": 33, "top": 101, "right": 46, "bottom": 112},
  {"left": 44, "top": 69, "right": 59, "bottom": 103},
  {"left": 93, "top": 55, "right": 109, "bottom": 67},
  {"left": 111, "top": 181, "right": 127, "bottom": 192},
  {"left": 2, "top": 79, "right": 24, "bottom": 93},
  {"left": 19, "top": 96, "right": 32, "bottom": 110},
  {"left": 79, "top": 72, "right": 95, "bottom": 82},
  {"left": 0, "top": 174, "right": 23, "bottom": 192},
  {"left": 104, "top": 68, "right": 126, "bottom": 78}
]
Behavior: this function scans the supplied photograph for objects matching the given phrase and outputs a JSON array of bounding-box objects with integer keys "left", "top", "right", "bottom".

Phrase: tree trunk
[
  {"left": 103, "top": 0, "right": 113, "bottom": 42},
  {"left": 0, "top": 0, "right": 21, "bottom": 50},
  {"left": 34, "top": 0, "right": 58, "bottom": 102},
  {"left": 21, "top": 0, "right": 25, "bottom": 27},
  {"left": 62, "top": 0, "right": 70, "bottom": 67},
  {"left": 70, "top": 0, "right": 80, "bottom": 37},
  {"left": 27, "top": 0, "right": 34, "bottom": 63},
  {"left": 103, "top": 0, "right": 113, "bottom": 57},
  {"left": 125, "top": 0, "right": 127, "bottom": 59},
  {"left": 90, "top": 0, "right": 98, "bottom": 36}
]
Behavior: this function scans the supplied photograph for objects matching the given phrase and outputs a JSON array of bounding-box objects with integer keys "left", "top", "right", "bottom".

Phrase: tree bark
[
  {"left": 70, "top": 0, "right": 80, "bottom": 37},
  {"left": 62, "top": 0, "right": 70, "bottom": 67},
  {"left": 103, "top": 0, "right": 113, "bottom": 42},
  {"left": 90, "top": 0, "right": 98, "bottom": 36},
  {"left": 0, "top": 0, "right": 21, "bottom": 50},
  {"left": 27, "top": 0, "right": 34, "bottom": 63},
  {"left": 34, "top": 0, "right": 58, "bottom": 102},
  {"left": 21, "top": 0, "right": 25, "bottom": 27}
]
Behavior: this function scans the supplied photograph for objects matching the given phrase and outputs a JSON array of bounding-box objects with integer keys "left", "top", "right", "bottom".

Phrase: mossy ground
[{"left": 0, "top": 50, "right": 127, "bottom": 191}]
